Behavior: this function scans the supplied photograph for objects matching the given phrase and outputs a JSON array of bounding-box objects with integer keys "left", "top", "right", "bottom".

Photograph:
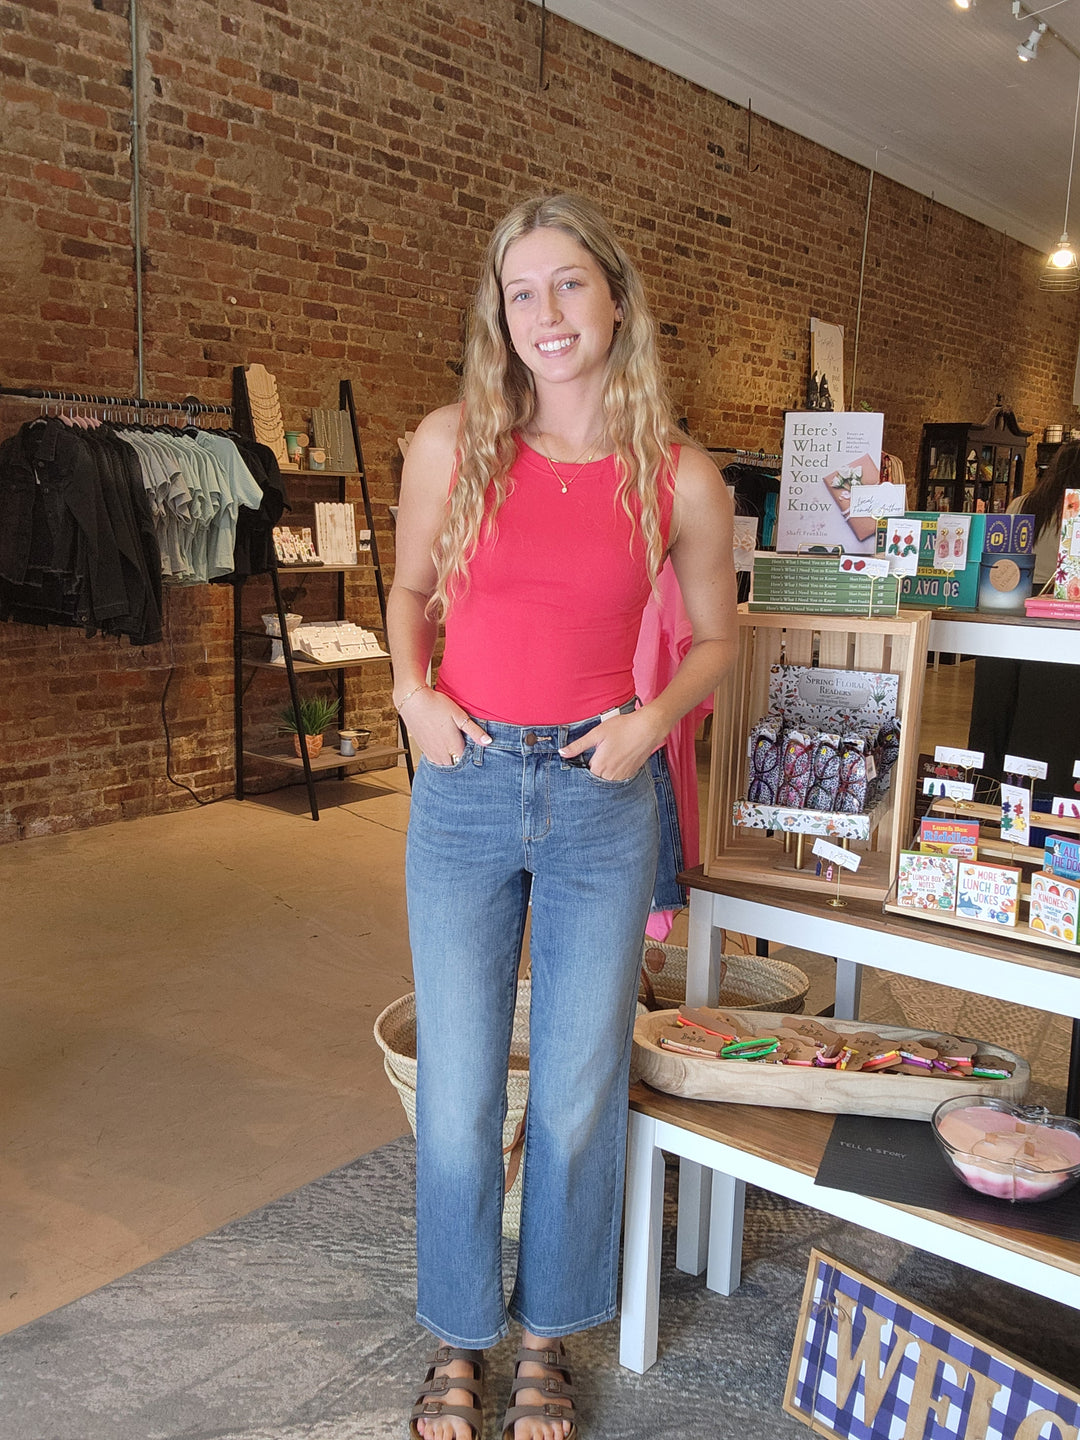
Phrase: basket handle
[{"left": 504, "top": 1108, "right": 527, "bottom": 1192}]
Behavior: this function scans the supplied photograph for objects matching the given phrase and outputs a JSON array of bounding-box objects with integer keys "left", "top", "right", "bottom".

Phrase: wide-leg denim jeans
[{"left": 405, "top": 705, "right": 659, "bottom": 1348}]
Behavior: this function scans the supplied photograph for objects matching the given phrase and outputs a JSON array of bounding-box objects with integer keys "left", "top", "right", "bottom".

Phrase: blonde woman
[{"left": 388, "top": 194, "right": 737, "bottom": 1440}]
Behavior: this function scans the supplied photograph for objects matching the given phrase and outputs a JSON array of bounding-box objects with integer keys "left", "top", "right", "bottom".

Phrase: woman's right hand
[{"left": 397, "top": 685, "right": 491, "bottom": 765}]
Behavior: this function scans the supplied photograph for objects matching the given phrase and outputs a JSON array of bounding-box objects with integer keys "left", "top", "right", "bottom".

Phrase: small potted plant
[{"left": 278, "top": 694, "right": 340, "bottom": 759}]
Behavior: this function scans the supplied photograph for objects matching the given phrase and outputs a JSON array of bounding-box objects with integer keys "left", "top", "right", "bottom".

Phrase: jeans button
[{"left": 525, "top": 731, "right": 537, "bottom": 745}]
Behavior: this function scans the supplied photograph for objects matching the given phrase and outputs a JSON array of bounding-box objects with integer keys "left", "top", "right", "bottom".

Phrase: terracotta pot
[{"left": 293, "top": 732, "right": 324, "bottom": 759}]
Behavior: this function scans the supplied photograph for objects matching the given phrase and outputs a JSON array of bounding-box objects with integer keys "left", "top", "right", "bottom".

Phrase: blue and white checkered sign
[{"left": 789, "top": 1253, "right": 1080, "bottom": 1440}]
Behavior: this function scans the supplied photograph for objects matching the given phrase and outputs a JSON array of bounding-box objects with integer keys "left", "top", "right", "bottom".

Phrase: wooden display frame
[{"left": 704, "top": 609, "right": 932, "bottom": 901}]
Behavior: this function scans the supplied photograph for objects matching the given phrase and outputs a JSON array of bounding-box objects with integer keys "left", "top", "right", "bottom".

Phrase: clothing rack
[
  {"left": 709, "top": 446, "right": 781, "bottom": 465},
  {"left": 0, "top": 383, "right": 231, "bottom": 417}
]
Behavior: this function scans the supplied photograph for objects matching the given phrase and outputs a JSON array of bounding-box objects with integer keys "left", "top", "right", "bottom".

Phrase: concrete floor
[{"left": 0, "top": 659, "right": 981, "bottom": 1338}]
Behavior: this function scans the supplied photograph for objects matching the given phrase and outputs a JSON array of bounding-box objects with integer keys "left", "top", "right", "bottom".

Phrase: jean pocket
[
  {"left": 581, "top": 762, "right": 645, "bottom": 788},
  {"left": 423, "top": 741, "right": 471, "bottom": 771}
]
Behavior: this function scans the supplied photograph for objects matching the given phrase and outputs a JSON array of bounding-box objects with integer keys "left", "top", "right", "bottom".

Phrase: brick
[{"left": 2, "top": 0, "right": 1079, "bottom": 841}]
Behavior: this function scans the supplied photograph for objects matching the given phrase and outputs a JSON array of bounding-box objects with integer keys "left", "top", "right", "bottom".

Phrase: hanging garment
[
  {"left": 633, "top": 559, "right": 713, "bottom": 940},
  {"left": 0, "top": 417, "right": 161, "bottom": 644}
]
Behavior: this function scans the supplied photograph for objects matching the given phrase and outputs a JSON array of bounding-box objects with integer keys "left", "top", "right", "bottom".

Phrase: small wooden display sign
[{"left": 784, "top": 1249, "right": 1080, "bottom": 1440}]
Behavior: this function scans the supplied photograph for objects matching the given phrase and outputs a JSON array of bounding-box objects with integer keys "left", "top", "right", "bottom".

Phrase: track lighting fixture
[{"left": 1018, "top": 21, "right": 1048, "bottom": 59}]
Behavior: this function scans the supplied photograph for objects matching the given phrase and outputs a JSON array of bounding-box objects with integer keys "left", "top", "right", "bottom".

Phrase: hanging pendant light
[{"left": 1041, "top": 64, "right": 1080, "bottom": 291}]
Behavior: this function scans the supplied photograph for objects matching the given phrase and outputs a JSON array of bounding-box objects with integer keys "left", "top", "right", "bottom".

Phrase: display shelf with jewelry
[{"left": 230, "top": 376, "right": 413, "bottom": 819}]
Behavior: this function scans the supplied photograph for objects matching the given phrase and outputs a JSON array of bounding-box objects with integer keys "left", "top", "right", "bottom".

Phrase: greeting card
[
  {"left": 1029, "top": 871, "right": 1079, "bottom": 944},
  {"left": 896, "top": 852, "right": 958, "bottom": 913},
  {"left": 955, "top": 862, "right": 1021, "bottom": 928}
]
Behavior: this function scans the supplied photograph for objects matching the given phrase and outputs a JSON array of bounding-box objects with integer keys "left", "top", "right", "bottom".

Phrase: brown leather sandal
[
  {"left": 501, "top": 1343, "right": 578, "bottom": 1440},
  {"left": 410, "top": 1345, "right": 484, "bottom": 1440}
]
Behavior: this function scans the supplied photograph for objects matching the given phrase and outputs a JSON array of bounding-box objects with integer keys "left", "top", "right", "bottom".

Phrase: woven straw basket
[
  {"left": 640, "top": 941, "right": 810, "bottom": 1014},
  {"left": 374, "top": 983, "right": 532, "bottom": 1239}
]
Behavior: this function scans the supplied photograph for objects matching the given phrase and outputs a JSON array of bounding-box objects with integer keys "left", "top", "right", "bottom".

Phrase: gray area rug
[{"left": 2, "top": 1135, "right": 1079, "bottom": 1439}]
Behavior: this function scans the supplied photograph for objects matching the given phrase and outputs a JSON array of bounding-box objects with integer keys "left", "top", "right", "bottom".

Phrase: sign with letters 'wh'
[{"left": 785, "top": 1250, "right": 1080, "bottom": 1440}]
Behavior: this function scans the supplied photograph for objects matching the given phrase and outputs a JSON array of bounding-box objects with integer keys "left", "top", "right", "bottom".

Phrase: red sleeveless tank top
[{"left": 435, "top": 439, "right": 677, "bottom": 724}]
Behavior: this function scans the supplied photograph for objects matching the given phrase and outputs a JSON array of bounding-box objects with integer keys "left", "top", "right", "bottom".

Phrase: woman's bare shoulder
[{"left": 410, "top": 404, "right": 461, "bottom": 456}]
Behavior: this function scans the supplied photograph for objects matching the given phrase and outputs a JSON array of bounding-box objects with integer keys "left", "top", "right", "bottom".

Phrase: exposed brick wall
[{"left": 2, "top": 0, "right": 1078, "bottom": 839}]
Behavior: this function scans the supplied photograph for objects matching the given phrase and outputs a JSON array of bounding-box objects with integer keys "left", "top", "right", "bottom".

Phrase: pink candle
[{"left": 936, "top": 1106, "right": 1080, "bottom": 1202}]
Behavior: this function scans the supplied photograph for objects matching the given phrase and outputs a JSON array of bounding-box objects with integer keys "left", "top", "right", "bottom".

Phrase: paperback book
[
  {"left": 918, "top": 817, "right": 979, "bottom": 859},
  {"left": 896, "top": 852, "right": 958, "bottom": 913},
  {"left": 1029, "top": 871, "right": 1079, "bottom": 944},
  {"left": 1045, "top": 835, "right": 1080, "bottom": 882},
  {"left": 955, "top": 862, "right": 1021, "bottom": 928}
]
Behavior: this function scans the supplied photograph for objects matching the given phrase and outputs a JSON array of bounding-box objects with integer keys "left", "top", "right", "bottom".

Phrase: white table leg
[
  {"left": 675, "top": 1159, "right": 712, "bottom": 1275},
  {"left": 686, "top": 889, "right": 725, "bottom": 1006},
  {"left": 706, "top": 1173, "right": 746, "bottom": 1295},
  {"left": 620, "top": 1110, "right": 665, "bottom": 1373},
  {"left": 833, "top": 957, "right": 863, "bottom": 1020}
]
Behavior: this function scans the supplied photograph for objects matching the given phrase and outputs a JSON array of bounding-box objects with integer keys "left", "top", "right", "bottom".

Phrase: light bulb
[
  {"left": 954, "top": 0, "right": 973, "bottom": 9},
  {"left": 1051, "top": 242, "right": 1076, "bottom": 268}
]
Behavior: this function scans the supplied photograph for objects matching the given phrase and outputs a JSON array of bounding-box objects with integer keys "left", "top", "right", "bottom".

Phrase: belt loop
[
  {"left": 558, "top": 722, "right": 570, "bottom": 768},
  {"left": 472, "top": 721, "right": 487, "bottom": 764}
]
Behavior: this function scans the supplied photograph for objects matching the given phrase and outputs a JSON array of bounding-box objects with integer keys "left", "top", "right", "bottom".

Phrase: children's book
[
  {"left": 955, "top": 862, "right": 1021, "bottom": 928},
  {"left": 918, "top": 817, "right": 979, "bottom": 859},
  {"left": 896, "top": 852, "right": 958, "bottom": 913},
  {"left": 1029, "top": 872, "right": 1079, "bottom": 944},
  {"left": 1044, "top": 835, "right": 1080, "bottom": 882}
]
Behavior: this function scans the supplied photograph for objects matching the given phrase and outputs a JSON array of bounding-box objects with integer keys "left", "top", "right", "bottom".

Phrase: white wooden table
[
  {"left": 618, "top": 872, "right": 1080, "bottom": 1373},
  {"left": 620, "top": 1085, "right": 1080, "bottom": 1373}
]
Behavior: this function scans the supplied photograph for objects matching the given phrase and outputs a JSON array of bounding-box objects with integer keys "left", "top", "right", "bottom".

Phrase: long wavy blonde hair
[{"left": 429, "top": 193, "right": 680, "bottom": 618}]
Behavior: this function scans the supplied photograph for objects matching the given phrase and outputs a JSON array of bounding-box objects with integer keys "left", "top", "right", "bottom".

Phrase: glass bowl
[{"left": 931, "top": 1095, "right": 1080, "bottom": 1204}]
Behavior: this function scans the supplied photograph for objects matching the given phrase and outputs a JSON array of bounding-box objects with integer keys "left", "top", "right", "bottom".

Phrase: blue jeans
[{"left": 405, "top": 703, "right": 660, "bottom": 1347}]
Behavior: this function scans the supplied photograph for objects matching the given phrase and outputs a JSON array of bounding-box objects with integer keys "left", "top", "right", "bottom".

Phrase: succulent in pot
[{"left": 278, "top": 695, "right": 340, "bottom": 759}]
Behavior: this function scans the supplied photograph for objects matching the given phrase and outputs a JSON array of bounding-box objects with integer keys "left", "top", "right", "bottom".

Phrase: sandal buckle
[
  {"left": 542, "top": 1378, "right": 562, "bottom": 1394},
  {"left": 540, "top": 1348, "right": 561, "bottom": 1366},
  {"left": 543, "top": 1403, "right": 567, "bottom": 1417},
  {"left": 422, "top": 1402, "right": 444, "bottom": 1415},
  {"left": 428, "top": 1375, "right": 450, "bottom": 1395}
]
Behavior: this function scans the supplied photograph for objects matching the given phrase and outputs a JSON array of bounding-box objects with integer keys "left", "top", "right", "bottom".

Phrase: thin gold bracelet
[{"left": 395, "top": 681, "right": 430, "bottom": 711}]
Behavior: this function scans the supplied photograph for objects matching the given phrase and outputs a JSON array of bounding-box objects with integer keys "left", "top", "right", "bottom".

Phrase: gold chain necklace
[{"left": 529, "top": 429, "right": 603, "bottom": 494}]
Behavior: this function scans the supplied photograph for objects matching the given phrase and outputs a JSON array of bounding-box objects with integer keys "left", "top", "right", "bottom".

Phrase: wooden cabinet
[{"left": 916, "top": 408, "right": 1030, "bottom": 513}]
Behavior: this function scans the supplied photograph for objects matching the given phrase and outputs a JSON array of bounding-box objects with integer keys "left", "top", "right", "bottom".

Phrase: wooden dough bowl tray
[{"left": 632, "top": 1010, "right": 1029, "bottom": 1121}]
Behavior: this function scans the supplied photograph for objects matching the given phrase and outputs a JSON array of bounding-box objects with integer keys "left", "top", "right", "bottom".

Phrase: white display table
[
  {"left": 928, "top": 609, "right": 1080, "bottom": 666},
  {"left": 620, "top": 1084, "right": 1080, "bottom": 1373},
  {"left": 617, "top": 871, "right": 1080, "bottom": 1373}
]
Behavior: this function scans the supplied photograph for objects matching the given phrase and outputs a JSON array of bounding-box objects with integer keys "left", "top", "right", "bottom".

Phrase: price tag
[
  {"left": 934, "top": 745, "right": 984, "bottom": 769},
  {"left": 1003, "top": 754, "right": 1048, "bottom": 781},
  {"left": 1074, "top": 760, "right": 1080, "bottom": 780},
  {"left": 812, "top": 838, "right": 861, "bottom": 872},
  {"left": 922, "top": 777, "right": 975, "bottom": 801}
]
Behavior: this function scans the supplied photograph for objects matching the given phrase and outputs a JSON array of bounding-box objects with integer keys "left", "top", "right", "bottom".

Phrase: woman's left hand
[{"left": 558, "top": 707, "right": 665, "bottom": 781}]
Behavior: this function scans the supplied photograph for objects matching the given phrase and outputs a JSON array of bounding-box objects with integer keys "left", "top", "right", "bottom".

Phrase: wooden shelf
[
  {"left": 276, "top": 560, "right": 369, "bottom": 573},
  {"left": 244, "top": 654, "right": 388, "bottom": 672},
  {"left": 243, "top": 743, "right": 404, "bottom": 771}
]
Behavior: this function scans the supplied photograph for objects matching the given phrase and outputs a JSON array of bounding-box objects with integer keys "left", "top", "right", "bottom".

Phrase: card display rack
[
  {"left": 703, "top": 609, "right": 932, "bottom": 900},
  {"left": 231, "top": 376, "right": 412, "bottom": 819}
]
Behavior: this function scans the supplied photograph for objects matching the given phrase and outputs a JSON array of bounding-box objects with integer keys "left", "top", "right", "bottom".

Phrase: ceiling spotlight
[
  {"left": 1018, "top": 21, "right": 1048, "bottom": 60},
  {"left": 954, "top": 0, "right": 974, "bottom": 9}
]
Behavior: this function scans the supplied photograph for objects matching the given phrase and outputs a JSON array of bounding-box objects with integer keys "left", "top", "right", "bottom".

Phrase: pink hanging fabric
[{"left": 633, "top": 559, "right": 713, "bottom": 940}]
